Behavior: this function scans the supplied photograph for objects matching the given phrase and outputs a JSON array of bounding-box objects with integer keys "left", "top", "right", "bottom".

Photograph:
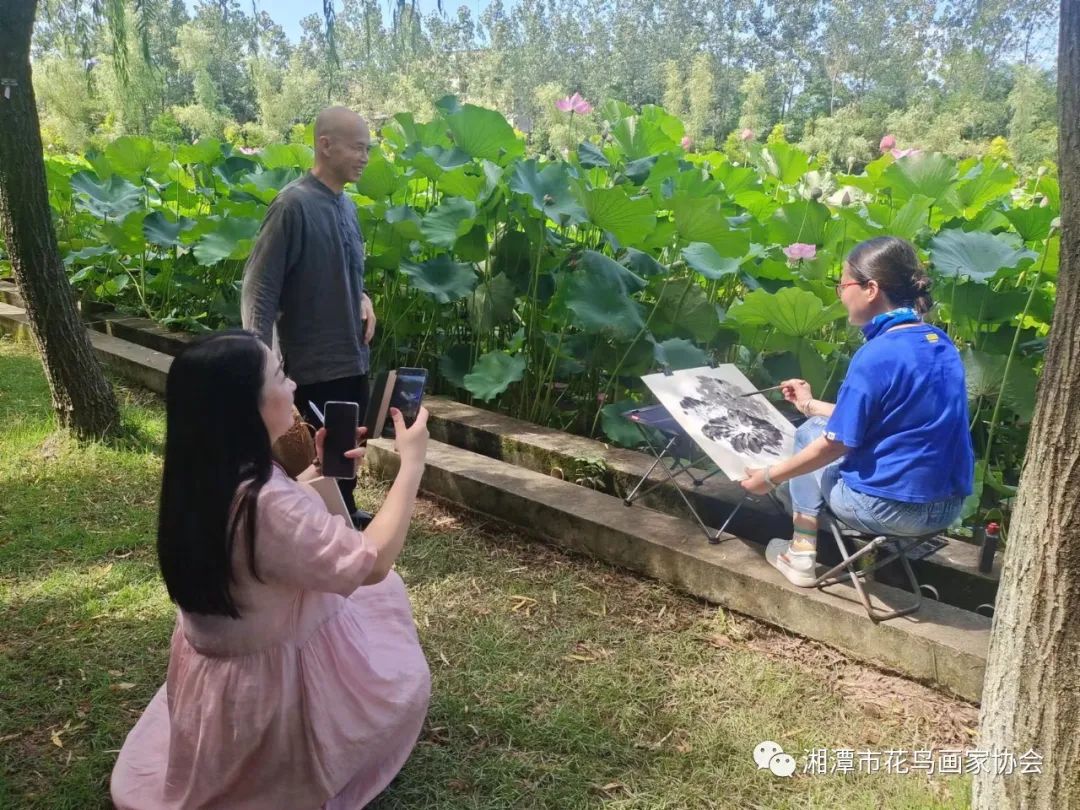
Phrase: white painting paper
[{"left": 641, "top": 365, "right": 795, "bottom": 480}]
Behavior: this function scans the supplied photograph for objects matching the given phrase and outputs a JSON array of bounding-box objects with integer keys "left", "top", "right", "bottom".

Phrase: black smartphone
[
  {"left": 382, "top": 367, "right": 428, "bottom": 438},
  {"left": 322, "top": 400, "right": 359, "bottom": 479}
]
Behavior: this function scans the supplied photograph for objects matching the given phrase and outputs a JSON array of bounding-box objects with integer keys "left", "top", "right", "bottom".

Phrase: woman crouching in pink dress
[{"left": 111, "top": 330, "right": 431, "bottom": 809}]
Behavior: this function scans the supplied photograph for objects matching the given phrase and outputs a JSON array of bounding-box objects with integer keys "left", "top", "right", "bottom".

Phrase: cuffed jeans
[{"left": 788, "top": 417, "right": 964, "bottom": 537}]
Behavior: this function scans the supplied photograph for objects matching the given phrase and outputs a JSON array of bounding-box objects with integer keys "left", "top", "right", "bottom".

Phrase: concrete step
[
  {"left": 0, "top": 280, "right": 24, "bottom": 309},
  {"left": 365, "top": 436, "right": 989, "bottom": 702},
  {"left": 422, "top": 396, "right": 1001, "bottom": 612},
  {"left": 0, "top": 302, "right": 172, "bottom": 394}
]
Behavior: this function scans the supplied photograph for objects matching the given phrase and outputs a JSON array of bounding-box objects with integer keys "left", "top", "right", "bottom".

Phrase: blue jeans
[{"left": 787, "top": 417, "right": 964, "bottom": 537}]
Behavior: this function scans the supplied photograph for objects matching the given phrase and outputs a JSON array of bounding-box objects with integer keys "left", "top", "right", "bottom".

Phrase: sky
[{"left": 186, "top": 0, "right": 482, "bottom": 42}]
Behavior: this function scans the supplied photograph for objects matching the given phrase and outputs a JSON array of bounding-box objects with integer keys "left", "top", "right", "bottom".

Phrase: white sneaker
[{"left": 766, "top": 538, "right": 818, "bottom": 587}]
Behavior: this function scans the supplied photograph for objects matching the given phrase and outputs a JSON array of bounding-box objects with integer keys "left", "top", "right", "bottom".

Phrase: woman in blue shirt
[{"left": 741, "top": 237, "right": 974, "bottom": 586}]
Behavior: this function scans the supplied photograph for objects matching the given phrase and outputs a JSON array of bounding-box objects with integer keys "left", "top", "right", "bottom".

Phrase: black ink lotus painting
[{"left": 641, "top": 365, "right": 795, "bottom": 480}]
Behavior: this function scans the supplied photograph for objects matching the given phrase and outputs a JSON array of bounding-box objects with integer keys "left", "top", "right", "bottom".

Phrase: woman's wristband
[{"left": 763, "top": 466, "right": 778, "bottom": 489}]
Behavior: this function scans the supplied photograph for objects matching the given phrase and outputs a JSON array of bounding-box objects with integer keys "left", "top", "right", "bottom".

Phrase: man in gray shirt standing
[{"left": 242, "top": 106, "right": 376, "bottom": 523}]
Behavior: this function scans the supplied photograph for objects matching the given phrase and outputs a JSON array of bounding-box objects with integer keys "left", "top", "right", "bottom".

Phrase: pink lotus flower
[
  {"left": 891, "top": 147, "right": 923, "bottom": 160},
  {"left": 740, "top": 128, "right": 755, "bottom": 142},
  {"left": 879, "top": 134, "right": 896, "bottom": 152},
  {"left": 556, "top": 92, "right": 592, "bottom": 115},
  {"left": 237, "top": 146, "right": 260, "bottom": 155},
  {"left": 681, "top": 135, "right": 694, "bottom": 150},
  {"left": 783, "top": 243, "right": 817, "bottom": 262}
]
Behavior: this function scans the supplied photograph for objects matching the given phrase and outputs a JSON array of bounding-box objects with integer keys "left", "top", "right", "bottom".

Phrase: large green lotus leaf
[
  {"left": 464, "top": 351, "right": 526, "bottom": 402},
  {"left": 682, "top": 242, "right": 741, "bottom": 280},
  {"left": 581, "top": 187, "right": 656, "bottom": 247},
  {"left": 142, "top": 211, "right": 196, "bottom": 247},
  {"left": 623, "top": 155, "right": 660, "bottom": 185},
  {"left": 355, "top": 147, "right": 398, "bottom": 200},
  {"left": 70, "top": 171, "right": 143, "bottom": 219},
  {"left": 930, "top": 228, "right": 1036, "bottom": 283},
  {"left": 563, "top": 270, "right": 645, "bottom": 338},
  {"left": 421, "top": 197, "right": 477, "bottom": 249},
  {"left": 885, "top": 195, "right": 934, "bottom": 242},
  {"left": 760, "top": 143, "right": 811, "bottom": 185},
  {"left": 454, "top": 223, "right": 489, "bottom": 262},
  {"left": 385, "top": 205, "right": 424, "bottom": 242},
  {"left": 884, "top": 153, "right": 957, "bottom": 202},
  {"left": 213, "top": 156, "right": 259, "bottom": 186},
  {"left": 672, "top": 197, "right": 750, "bottom": 256},
  {"left": 1038, "top": 232, "right": 1060, "bottom": 280},
  {"left": 102, "top": 212, "right": 147, "bottom": 254},
  {"left": 610, "top": 114, "right": 678, "bottom": 161},
  {"left": 727, "top": 287, "right": 846, "bottom": 337},
  {"left": 259, "top": 143, "right": 313, "bottom": 171},
  {"left": 390, "top": 112, "right": 450, "bottom": 150},
  {"left": 469, "top": 272, "right": 517, "bottom": 332},
  {"left": 438, "top": 344, "right": 473, "bottom": 389},
  {"left": 445, "top": 104, "right": 523, "bottom": 163},
  {"left": 400, "top": 255, "right": 478, "bottom": 303},
  {"left": 437, "top": 165, "right": 485, "bottom": 199},
  {"left": 176, "top": 139, "right": 224, "bottom": 166},
  {"left": 649, "top": 277, "right": 721, "bottom": 343},
  {"left": 732, "top": 190, "right": 779, "bottom": 221},
  {"left": 961, "top": 348, "right": 1038, "bottom": 423},
  {"left": 621, "top": 248, "right": 667, "bottom": 278},
  {"left": 748, "top": 258, "right": 797, "bottom": 281},
  {"left": 104, "top": 136, "right": 168, "bottom": 178},
  {"left": 577, "top": 141, "right": 610, "bottom": 169},
  {"left": 768, "top": 200, "right": 831, "bottom": 246},
  {"left": 940, "top": 281, "right": 1030, "bottom": 327},
  {"left": 192, "top": 217, "right": 262, "bottom": 265},
  {"left": 652, "top": 337, "right": 710, "bottom": 370},
  {"left": 646, "top": 158, "right": 716, "bottom": 200},
  {"left": 1004, "top": 206, "right": 1057, "bottom": 243},
  {"left": 64, "top": 245, "right": 112, "bottom": 266},
  {"left": 713, "top": 162, "right": 761, "bottom": 196},
  {"left": 577, "top": 249, "right": 646, "bottom": 294},
  {"left": 599, "top": 99, "right": 636, "bottom": 125},
  {"left": 956, "top": 159, "right": 1017, "bottom": 217},
  {"left": 508, "top": 160, "right": 587, "bottom": 226},
  {"left": 237, "top": 168, "right": 299, "bottom": 204},
  {"left": 493, "top": 229, "right": 534, "bottom": 293}
]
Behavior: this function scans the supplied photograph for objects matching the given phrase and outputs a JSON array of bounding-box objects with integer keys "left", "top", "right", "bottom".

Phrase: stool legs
[{"left": 813, "top": 519, "right": 923, "bottom": 623}]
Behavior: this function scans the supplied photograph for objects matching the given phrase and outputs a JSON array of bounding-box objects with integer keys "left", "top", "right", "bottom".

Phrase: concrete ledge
[
  {"left": 422, "top": 396, "right": 1002, "bottom": 611},
  {"left": 367, "top": 437, "right": 989, "bottom": 702},
  {"left": 0, "top": 301, "right": 173, "bottom": 394}
]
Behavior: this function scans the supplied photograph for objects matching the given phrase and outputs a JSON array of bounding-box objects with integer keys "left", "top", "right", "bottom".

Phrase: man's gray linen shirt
[{"left": 241, "top": 173, "right": 369, "bottom": 385}]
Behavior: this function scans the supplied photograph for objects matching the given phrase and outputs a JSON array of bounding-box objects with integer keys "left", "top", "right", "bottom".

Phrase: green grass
[{"left": 0, "top": 335, "right": 976, "bottom": 809}]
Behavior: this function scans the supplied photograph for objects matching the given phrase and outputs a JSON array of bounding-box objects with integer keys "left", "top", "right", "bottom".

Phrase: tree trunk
[
  {"left": 0, "top": 0, "right": 119, "bottom": 439},
  {"left": 973, "top": 1, "right": 1080, "bottom": 807}
]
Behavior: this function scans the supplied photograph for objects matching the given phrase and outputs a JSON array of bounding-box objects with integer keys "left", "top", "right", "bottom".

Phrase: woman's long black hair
[{"left": 157, "top": 330, "right": 274, "bottom": 618}]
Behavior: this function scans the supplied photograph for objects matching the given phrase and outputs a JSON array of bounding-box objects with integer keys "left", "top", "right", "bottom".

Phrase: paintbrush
[{"left": 738, "top": 384, "right": 784, "bottom": 398}]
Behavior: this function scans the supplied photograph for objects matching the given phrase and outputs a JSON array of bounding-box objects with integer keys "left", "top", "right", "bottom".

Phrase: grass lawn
[{"left": 0, "top": 335, "right": 978, "bottom": 809}]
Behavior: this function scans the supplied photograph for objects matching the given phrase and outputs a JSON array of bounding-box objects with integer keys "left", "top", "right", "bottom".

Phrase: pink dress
[{"left": 110, "top": 467, "right": 431, "bottom": 810}]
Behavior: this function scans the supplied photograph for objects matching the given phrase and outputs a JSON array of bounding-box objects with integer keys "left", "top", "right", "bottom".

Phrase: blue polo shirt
[{"left": 825, "top": 324, "right": 974, "bottom": 503}]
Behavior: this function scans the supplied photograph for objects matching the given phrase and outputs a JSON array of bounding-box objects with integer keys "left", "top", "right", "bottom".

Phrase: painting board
[{"left": 641, "top": 365, "right": 795, "bottom": 481}]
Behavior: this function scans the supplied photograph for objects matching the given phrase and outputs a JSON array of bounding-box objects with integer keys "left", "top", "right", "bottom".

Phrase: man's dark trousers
[{"left": 294, "top": 374, "right": 370, "bottom": 513}]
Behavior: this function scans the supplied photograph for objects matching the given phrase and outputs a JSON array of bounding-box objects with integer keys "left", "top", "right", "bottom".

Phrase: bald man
[{"left": 242, "top": 106, "right": 376, "bottom": 523}]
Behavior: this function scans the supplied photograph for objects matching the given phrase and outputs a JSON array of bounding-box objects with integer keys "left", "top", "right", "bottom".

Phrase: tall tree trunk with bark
[
  {"left": 0, "top": 0, "right": 119, "bottom": 438},
  {"left": 973, "top": 1, "right": 1080, "bottom": 807}
]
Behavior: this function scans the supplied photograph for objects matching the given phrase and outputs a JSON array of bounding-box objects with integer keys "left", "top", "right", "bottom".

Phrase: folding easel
[{"left": 622, "top": 402, "right": 749, "bottom": 544}]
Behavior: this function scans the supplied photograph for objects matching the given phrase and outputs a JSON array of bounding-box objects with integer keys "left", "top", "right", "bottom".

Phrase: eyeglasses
[{"left": 835, "top": 281, "right": 865, "bottom": 296}]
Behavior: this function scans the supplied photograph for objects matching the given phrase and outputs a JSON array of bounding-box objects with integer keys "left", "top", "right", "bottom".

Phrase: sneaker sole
[{"left": 771, "top": 555, "right": 818, "bottom": 588}]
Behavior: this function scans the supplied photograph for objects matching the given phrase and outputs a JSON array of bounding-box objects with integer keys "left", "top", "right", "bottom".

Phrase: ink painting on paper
[{"left": 641, "top": 365, "right": 795, "bottom": 480}]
